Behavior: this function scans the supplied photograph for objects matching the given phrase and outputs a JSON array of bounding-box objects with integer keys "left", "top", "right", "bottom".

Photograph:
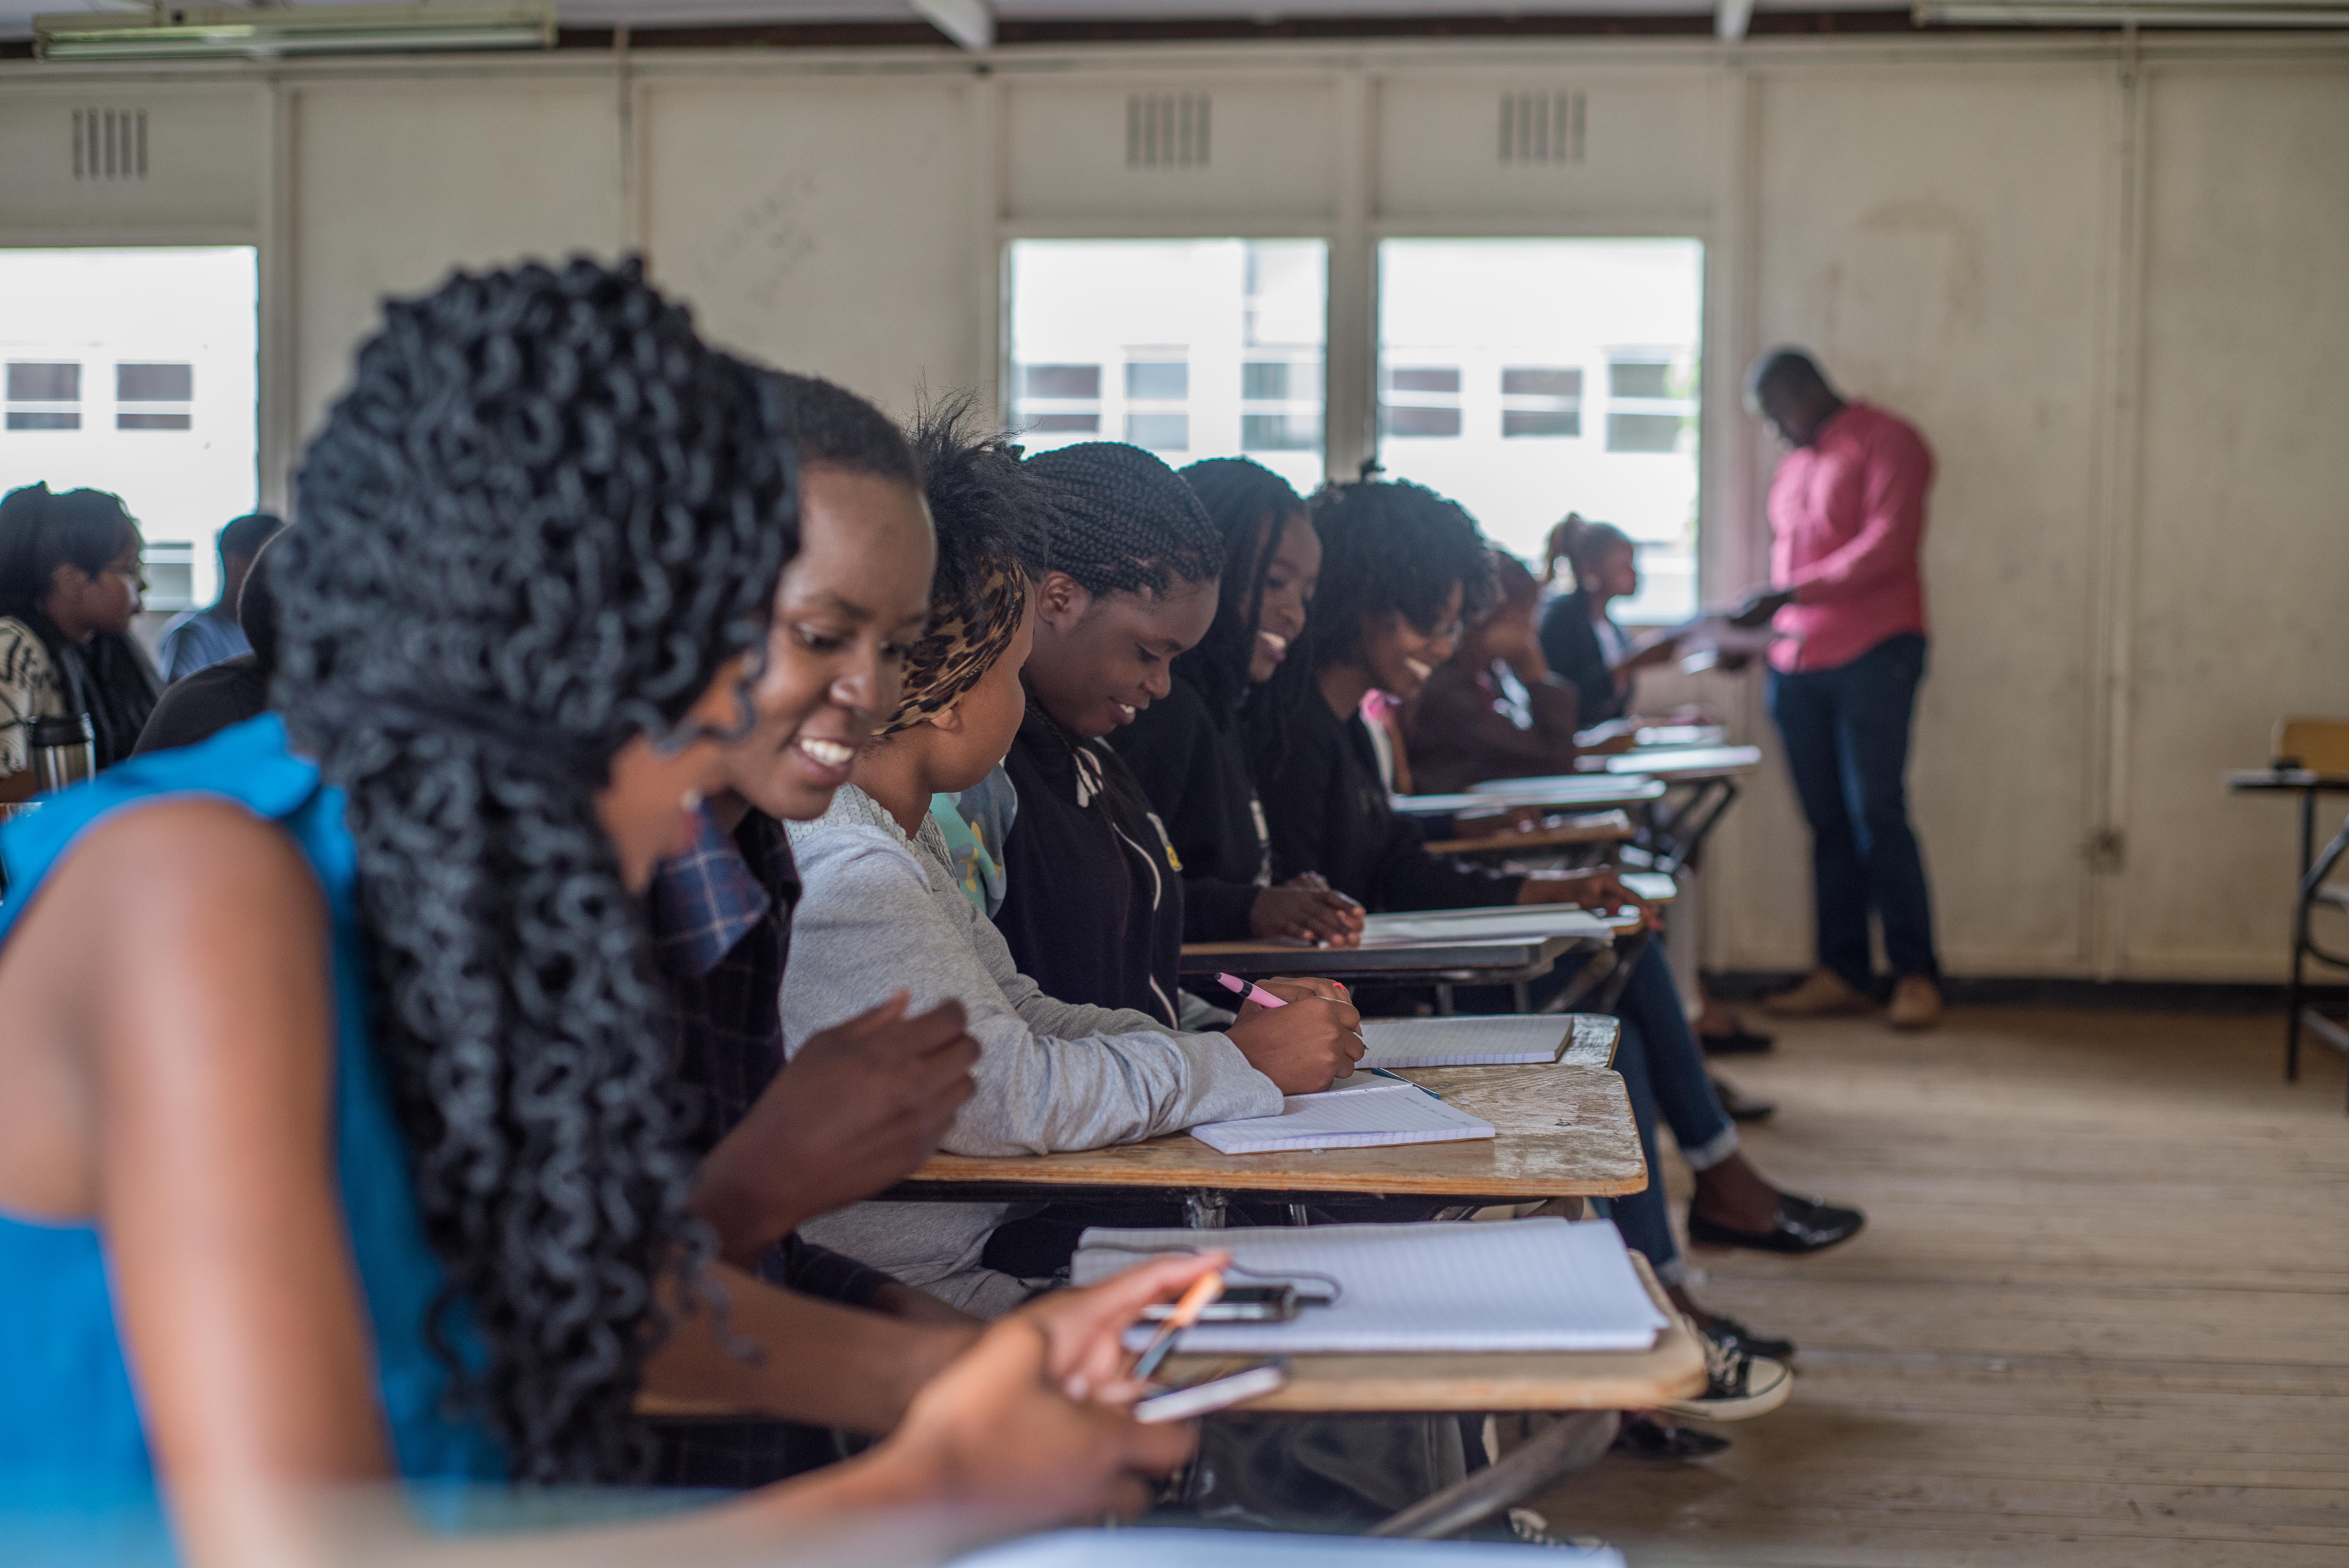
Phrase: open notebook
[
  {"left": 1187, "top": 1080, "right": 1494, "bottom": 1154},
  {"left": 1071, "top": 1218, "right": 1669, "bottom": 1354}
]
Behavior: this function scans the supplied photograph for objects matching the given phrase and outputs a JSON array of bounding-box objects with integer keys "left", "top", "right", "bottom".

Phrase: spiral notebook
[{"left": 1187, "top": 1080, "right": 1495, "bottom": 1155}]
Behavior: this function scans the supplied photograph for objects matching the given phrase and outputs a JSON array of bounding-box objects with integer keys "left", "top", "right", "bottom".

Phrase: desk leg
[
  {"left": 1184, "top": 1191, "right": 1229, "bottom": 1229},
  {"left": 1286, "top": 1203, "right": 1312, "bottom": 1226},
  {"left": 1366, "top": 1409, "right": 1619, "bottom": 1541},
  {"left": 1511, "top": 980, "right": 1531, "bottom": 1014},
  {"left": 1434, "top": 984, "right": 1456, "bottom": 1016},
  {"left": 2288, "top": 789, "right": 2315, "bottom": 1082}
]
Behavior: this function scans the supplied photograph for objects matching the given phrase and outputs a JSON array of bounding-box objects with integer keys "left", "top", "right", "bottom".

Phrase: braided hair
[
  {"left": 1023, "top": 441, "right": 1221, "bottom": 599},
  {"left": 272, "top": 257, "right": 796, "bottom": 1485},
  {"left": 1304, "top": 478, "right": 1496, "bottom": 671},
  {"left": 1174, "top": 457, "right": 1304, "bottom": 718},
  {"left": 773, "top": 371, "right": 920, "bottom": 486}
]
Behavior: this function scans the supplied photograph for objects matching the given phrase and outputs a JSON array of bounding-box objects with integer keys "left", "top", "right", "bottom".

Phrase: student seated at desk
[
  {"left": 1536, "top": 513, "right": 1683, "bottom": 736},
  {"left": 782, "top": 404, "right": 1362, "bottom": 1314},
  {"left": 1402, "top": 549, "right": 1583, "bottom": 796},
  {"left": 1251, "top": 477, "right": 1865, "bottom": 1413},
  {"left": 1114, "top": 456, "right": 1365, "bottom": 947},
  {"left": 0, "top": 262, "right": 1209, "bottom": 1562}
]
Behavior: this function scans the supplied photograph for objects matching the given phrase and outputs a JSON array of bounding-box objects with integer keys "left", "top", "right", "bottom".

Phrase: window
[
  {"left": 1605, "top": 353, "right": 1696, "bottom": 455},
  {"left": 116, "top": 361, "right": 194, "bottom": 431},
  {"left": 6, "top": 362, "right": 81, "bottom": 430},
  {"left": 1501, "top": 367, "right": 1583, "bottom": 438},
  {"left": 1376, "top": 238, "right": 1703, "bottom": 622},
  {"left": 0, "top": 247, "right": 258, "bottom": 608},
  {"left": 1006, "top": 238, "right": 1327, "bottom": 494}
]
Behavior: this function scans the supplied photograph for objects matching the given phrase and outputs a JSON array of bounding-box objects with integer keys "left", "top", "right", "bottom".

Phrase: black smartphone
[
  {"left": 1132, "top": 1359, "right": 1290, "bottom": 1424},
  {"left": 1137, "top": 1284, "right": 1331, "bottom": 1323}
]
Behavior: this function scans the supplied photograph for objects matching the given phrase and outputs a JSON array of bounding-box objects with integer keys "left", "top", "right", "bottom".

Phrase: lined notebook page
[
  {"left": 1356, "top": 1016, "right": 1573, "bottom": 1068},
  {"left": 1072, "top": 1218, "right": 1668, "bottom": 1353},
  {"left": 1188, "top": 1081, "right": 1494, "bottom": 1154},
  {"left": 1360, "top": 907, "right": 1616, "bottom": 945}
]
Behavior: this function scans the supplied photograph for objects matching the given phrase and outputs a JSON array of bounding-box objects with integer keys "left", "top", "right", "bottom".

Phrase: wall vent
[
  {"left": 72, "top": 108, "right": 148, "bottom": 181},
  {"left": 1498, "top": 91, "right": 1584, "bottom": 166},
  {"left": 1127, "top": 93, "right": 1210, "bottom": 170}
]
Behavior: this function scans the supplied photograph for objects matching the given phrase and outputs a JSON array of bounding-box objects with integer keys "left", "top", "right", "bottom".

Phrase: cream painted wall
[{"left": 3, "top": 38, "right": 2342, "bottom": 982}]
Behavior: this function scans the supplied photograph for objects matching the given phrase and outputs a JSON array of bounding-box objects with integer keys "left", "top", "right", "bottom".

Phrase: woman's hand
[
  {"left": 1226, "top": 992, "right": 1366, "bottom": 1093},
  {"left": 877, "top": 1253, "right": 1228, "bottom": 1528},
  {"left": 1249, "top": 880, "right": 1365, "bottom": 946},
  {"left": 1517, "top": 867, "right": 1661, "bottom": 928}
]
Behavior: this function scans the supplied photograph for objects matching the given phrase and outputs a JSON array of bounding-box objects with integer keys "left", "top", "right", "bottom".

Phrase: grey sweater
[{"left": 783, "top": 785, "right": 1281, "bottom": 1314}]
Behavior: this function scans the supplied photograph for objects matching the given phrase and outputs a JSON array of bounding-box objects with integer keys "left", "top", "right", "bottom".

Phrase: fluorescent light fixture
[
  {"left": 1916, "top": 0, "right": 2349, "bottom": 20},
  {"left": 36, "top": 3, "right": 559, "bottom": 61}
]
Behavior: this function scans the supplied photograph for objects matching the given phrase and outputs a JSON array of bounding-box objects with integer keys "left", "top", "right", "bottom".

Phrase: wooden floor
[{"left": 1538, "top": 1005, "right": 2349, "bottom": 1566}]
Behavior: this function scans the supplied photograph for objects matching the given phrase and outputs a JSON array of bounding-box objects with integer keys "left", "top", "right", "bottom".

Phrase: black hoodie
[
  {"left": 995, "top": 703, "right": 1187, "bottom": 1025},
  {"left": 1112, "top": 678, "right": 1269, "bottom": 944}
]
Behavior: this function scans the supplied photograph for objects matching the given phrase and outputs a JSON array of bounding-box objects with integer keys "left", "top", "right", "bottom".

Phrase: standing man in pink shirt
[{"left": 1735, "top": 348, "right": 1942, "bottom": 1030}]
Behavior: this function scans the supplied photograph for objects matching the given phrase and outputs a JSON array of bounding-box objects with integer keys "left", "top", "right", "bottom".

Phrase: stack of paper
[
  {"left": 1355, "top": 1015, "right": 1573, "bottom": 1068},
  {"left": 1072, "top": 1218, "right": 1668, "bottom": 1353},
  {"left": 1187, "top": 1080, "right": 1494, "bottom": 1154},
  {"left": 1359, "top": 906, "right": 1616, "bottom": 945}
]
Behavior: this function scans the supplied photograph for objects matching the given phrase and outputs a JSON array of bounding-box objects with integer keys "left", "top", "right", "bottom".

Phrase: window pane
[
  {"left": 1377, "top": 238, "right": 1703, "bottom": 622},
  {"left": 6, "top": 362, "right": 79, "bottom": 402},
  {"left": 1502, "top": 408, "right": 1580, "bottom": 439},
  {"left": 1008, "top": 239, "right": 1327, "bottom": 497},
  {"left": 1126, "top": 360, "right": 1189, "bottom": 400},
  {"left": 116, "top": 362, "right": 193, "bottom": 401},
  {"left": 6, "top": 411, "right": 80, "bottom": 430},
  {"left": 118, "top": 412, "right": 194, "bottom": 431},
  {"left": 1386, "top": 367, "right": 1460, "bottom": 395},
  {"left": 1022, "top": 364, "right": 1100, "bottom": 399},
  {"left": 1125, "top": 412, "right": 1190, "bottom": 451},
  {"left": 1502, "top": 367, "right": 1582, "bottom": 398}
]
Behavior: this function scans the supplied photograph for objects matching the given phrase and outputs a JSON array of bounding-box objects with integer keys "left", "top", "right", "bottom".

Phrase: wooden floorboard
[{"left": 1535, "top": 1005, "right": 2349, "bottom": 1566}]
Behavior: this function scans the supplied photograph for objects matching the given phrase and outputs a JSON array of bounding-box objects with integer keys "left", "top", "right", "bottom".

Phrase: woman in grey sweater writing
[{"left": 784, "top": 408, "right": 1363, "bottom": 1314}]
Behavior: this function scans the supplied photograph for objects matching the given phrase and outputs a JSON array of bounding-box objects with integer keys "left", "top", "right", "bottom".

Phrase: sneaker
[
  {"left": 1759, "top": 968, "right": 1874, "bottom": 1018},
  {"left": 1660, "top": 1328, "right": 1793, "bottom": 1423},
  {"left": 1699, "top": 1312, "right": 1796, "bottom": 1363},
  {"left": 1888, "top": 974, "right": 1943, "bottom": 1030}
]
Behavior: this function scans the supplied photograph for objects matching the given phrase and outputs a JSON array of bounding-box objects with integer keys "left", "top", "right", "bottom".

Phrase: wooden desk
[
  {"left": 1588, "top": 743, "right": 1763, "bottom": 781},
  {"left": 1422, "top": 810, "right": 1633, "bottom": 857},
  {"left": 1180, "top": 929, "right": 1597, "bottom": 994},
  {"left": 1159, "top": 1254, "right": 1702, "bottom": 1414},
  {"left": 1392, "top": 778, "right": 1665, "bottom": 818},
  {"left": 889, "top": 1054, "right": 1648, "bottom": 1210},
  {"left": 2227, "top": 767, "right": 2349, "bottom": 1098}
]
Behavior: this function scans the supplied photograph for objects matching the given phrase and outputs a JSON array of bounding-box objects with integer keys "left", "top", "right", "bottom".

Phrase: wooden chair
[{"left": 2274, "top": 718, "right": 2349, "bottom": 1107}]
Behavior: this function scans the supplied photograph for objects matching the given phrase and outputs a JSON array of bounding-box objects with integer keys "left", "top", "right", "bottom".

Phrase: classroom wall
[{"left": 3, "top": 36, "right": 2344, "bottom": 982}]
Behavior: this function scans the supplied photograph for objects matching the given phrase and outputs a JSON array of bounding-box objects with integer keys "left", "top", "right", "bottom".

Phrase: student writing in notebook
[
  {"left": 781, "top": 403, "right": 1363, "bottom": 1314},
  {"left": 1250, "top": 476, "right": 1866, "bottom": 1412},
  {"left": 1114, "top": 456, "right": 1365, "bottom": 947}
]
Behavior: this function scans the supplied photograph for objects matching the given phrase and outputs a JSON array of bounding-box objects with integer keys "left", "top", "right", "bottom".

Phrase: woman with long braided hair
[
  {"left": 0, "top": 259, "right": 1215, "bottom": 1562},
  {"left": 1112, "top": 457, "right": 1362, "bottom": 947}
]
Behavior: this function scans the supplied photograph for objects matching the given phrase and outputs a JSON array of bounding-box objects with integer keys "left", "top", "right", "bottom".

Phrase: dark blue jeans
[{"left": 1768, "top": 632, "right": 1939, "bottom": 988}]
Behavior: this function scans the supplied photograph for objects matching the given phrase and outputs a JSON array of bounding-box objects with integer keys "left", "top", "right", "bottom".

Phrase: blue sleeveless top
[{"left": 0, "top": 715, "right": 505, "bottom": 1488}]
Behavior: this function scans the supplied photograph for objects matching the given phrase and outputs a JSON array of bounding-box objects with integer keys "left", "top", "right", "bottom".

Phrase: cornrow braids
[
  {"left": 1175, "top": 457, "right": 1304, "bottom": 718},
  {"left": 273, "top": 256, "right": 796, "bottom": 1486},
  {"left": 1305, "top": 478, "right": 1497, "bottom": 671},
  {"left": 1024, "top": 442, "right": 1221, "bottom": 599},
  {"left": 772, "top": 371, "right": 920, "bottom": 488}
]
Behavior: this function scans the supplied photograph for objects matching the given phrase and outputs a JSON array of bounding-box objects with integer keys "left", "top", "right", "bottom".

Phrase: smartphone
[
  {"left": 1137, "top": 1285, "right": 1331, "bottom": 1323},
  {"left": 1132, "top": 1359, "right": 1290, "bottom": 1424}
]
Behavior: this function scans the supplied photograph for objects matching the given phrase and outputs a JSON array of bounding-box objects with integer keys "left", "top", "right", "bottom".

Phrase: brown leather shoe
[
  {"left": 1759, "top": 968, "right": 1873, "bottom": 1018},
  {"left": 1887, "top": 975, "right": 1943, "bottom": 1030}
]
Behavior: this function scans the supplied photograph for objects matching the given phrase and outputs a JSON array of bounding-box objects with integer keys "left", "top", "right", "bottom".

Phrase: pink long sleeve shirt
[{"left": 1766, "top": 401, "right": 1934, "bottom": 673}]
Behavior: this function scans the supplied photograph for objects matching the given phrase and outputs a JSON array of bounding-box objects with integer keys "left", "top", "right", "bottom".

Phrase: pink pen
[{"left": 1214, "top": 971, "right": 1287, "bottom": 1010}]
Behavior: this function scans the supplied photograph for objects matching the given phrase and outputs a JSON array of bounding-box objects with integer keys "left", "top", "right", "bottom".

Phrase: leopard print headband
[{"left": 878, "top": 551, "right": 1028, "bottom": 739}]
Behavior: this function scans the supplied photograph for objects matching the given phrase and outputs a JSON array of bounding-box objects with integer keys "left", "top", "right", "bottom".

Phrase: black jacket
[
  {"left": 1536, "top": 589, "right": 1629, "bottom": 728},
  {"left": 1112, "top": 679, "right": 1269, "bottom": 944},
  {"left": 1251, "top": 690, "right": 1522, "bottom": 914},
  {"left": 997, "top": 704, "right": 1187, "bottom": 1025}
]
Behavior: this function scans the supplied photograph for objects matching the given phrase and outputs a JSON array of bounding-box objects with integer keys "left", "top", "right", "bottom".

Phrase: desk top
[
  {"left": 2227, "top": 767, "right": 2349, "bottom": 793},
  {"left": 1179, "top": 928, "right": 1596, "bottom": 982},
  {"left": 1595, "top": 743, "right": 1763, "bottom": 779},
  {"left": 1394, "top": 778, "right": 1666, "bottom": 816},
  {"left": 1422, "top": 810, "right": 1633, "bottom": 857},
  {"left": 1159, "top": 1253, "right": 1704, "bottom": 1413},
  {"left": 896, "top": 1058, "right": 1647, "bottom": 1201}
]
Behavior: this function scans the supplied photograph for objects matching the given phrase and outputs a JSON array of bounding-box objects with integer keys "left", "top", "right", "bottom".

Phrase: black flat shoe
[
  {"left": 1613, "top": 1413, "right": 1732, "bottom": 1459},
  {"left": 1710, "top": 1074, "right": 1776, "bottom": 1123},
  {"left": 1699, "top": 1023, "right": 1776, "bottom": 1056},
  {"left": 1687, "top": 1193, "right": 1866, "bottom": 1256}
]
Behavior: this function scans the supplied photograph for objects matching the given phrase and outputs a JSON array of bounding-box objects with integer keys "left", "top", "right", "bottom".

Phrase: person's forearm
[
  {"left": 689, "top": 1156, "right": 816, "bottom": 1269},
  {"left": 646, "top": 1263, "right": 973, "bottom": 1434}
]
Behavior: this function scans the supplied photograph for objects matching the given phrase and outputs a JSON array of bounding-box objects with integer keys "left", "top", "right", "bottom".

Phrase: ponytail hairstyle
[
  {"left": 272, "top": 257, "right": 797, "bottom": 1486},
  {"left": 1174, "top": 457, "right": 1305, "bottom": 718},
  {"left": 884, "top": 392, "right": 1047, "bottom": 737},
  {"left": 1302, "top": 478, "right": 1496, "bottom": 673},
  {"left": 1545, "top": 513, "right": 1634, "bottom": 594},
  {"left": 0, "top": 483, "right": 142, "bottom": 623}
]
